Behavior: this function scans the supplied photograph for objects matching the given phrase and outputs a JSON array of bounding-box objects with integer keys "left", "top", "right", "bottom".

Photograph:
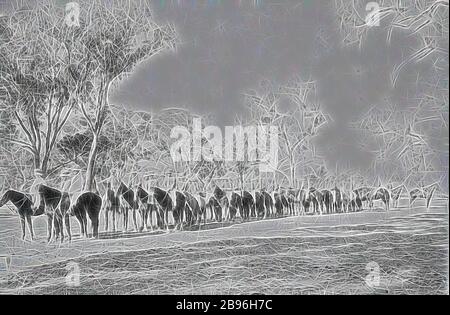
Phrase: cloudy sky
[{"left": 111, "top": 0, "right": 448, "bottom": 179}]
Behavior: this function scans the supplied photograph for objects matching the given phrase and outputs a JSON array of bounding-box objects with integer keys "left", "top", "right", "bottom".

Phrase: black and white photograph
[{"left": 0, "top": 0, "right": 448, "bottom": 297}]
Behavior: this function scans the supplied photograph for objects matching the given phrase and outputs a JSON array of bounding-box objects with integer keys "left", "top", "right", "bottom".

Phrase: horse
[
  {"left": 242, "top": 190, "right": 254, "bottom": 220},
  {"left": 229, "top": 190, "right": 243, "bottom": 221},
  {"left": 372, "top": 187, "right": 390, "bottom": 211},
  {"left": 297, "top": 188, "right": 309, "bottom": 215},
  {"left": 69, "top": 192, "right": 102, "bottom": 239},
  {"left": 261, "top": 190, "right": 273, "bottom": 219},
  {"left": 331, "top": 187, "right": 343, "bottom": 213},
  {"left": 321, "top": 189, "right": 333, "bottom": 214},
  {"left": 0, "top": 190, "right": 44, "bottom": 240},
  {"left": 207, "top": 195, "right": 222, "bottom": 223},
  {"left": 173, "top": 191, "right": 186, "bottom": 230},
  {"left": 38, "top": 184, "right": 72, "bottom": 242},
  {"left": 341, "top": 191, "right": 351, "bottom": 213},
  {"left": 136, "top": 184, "right": 155, "bottom": 232},
  {"left": 117, "top": 182, "right": 139, "bottom": 232},
  {"left": 285, "top": 188, "right": 297, "bottom": 216},
  {"left": 354, "top": 187, "right": 375, "bottom": 209},
  {"left": 137, "top": 184, "right": 155, "bottom": 231},
  {"left": 272, "top": 187, "right": 289, "bottom": 217},
  {"left": 280, "top": 191, "right": 289, "bottom": 216},
  {"left": 350, "top": 190, "right": 363, "bottom": 212},
  {"left": 254, "top": 191, "right": 266, "bottom": 219},
  {"left": 152, "top": 187, "right": 174, "bottom": 230},
  {"left": 213, "top": 185, "right": 229, "bottom": 221},
  {"left": 390, "top": 184, "right": 405, "bottom": 208},
  {"left": 197, "top": 192, "right": 208, "bottom": 224},
  {"left": 139, "top": 186, "right": 164, "bottom": 230},
  {"left": 410, "top": 183, "right": 438, "bottom": 209},
  {"left": 273, "top": 191, "right": 284, "bottom": 216},
  {"left": 184, "top": 192, "right": 204, "bottom": 227},
  {"left": 300, "top": 190, "right": 311, "bottom": 214},
  {"left": 103, "top": 182, "right": 121, "bottom": 232},
  {"left": 309, "top": 188, "right": 323, "bottom": 215}
]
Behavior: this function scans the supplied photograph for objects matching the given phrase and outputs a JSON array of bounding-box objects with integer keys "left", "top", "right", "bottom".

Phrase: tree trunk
[
  {"left": 33, "top": 155, "right": 48, "bottom": 179},
  {"left": 85, "top": 133, "right": 99, "bottom": 192},
  {"left": 33, "top": 168, "right": 47, "bottom": 180}
]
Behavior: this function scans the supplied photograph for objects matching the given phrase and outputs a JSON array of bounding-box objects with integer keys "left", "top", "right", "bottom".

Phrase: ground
[{"left": 0, "top": 198, "right": 448, "bottom": 295}]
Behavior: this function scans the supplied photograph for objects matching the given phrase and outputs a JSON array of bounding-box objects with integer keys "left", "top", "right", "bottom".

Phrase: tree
[
  {"left": 68, "top": 0, "right": 177, "bottom": 191},
  {"left": 245, "top": 77, "right": 329, "bottom": 188},
  {"left": 354, "top": 102, "right": 446, "bottom": 189},
  {"left": 0, "top": 2, "right": 86, "bottom": 178}
]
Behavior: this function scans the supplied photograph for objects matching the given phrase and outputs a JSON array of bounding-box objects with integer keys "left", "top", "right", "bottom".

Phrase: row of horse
[{"left": 0, "top": 181, "right": 439, "bottom": 242}]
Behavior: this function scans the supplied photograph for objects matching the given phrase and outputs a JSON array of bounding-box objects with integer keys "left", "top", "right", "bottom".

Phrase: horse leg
[
  {"left": 20, "top": 215, "right": 26, "bottom": 240},
  {"left": 51, "top": 211, "right": 61, "bottom": 242},
  {"left": 197, "top": 209, "right": 202, "bottom": 229},
  {"left": 178, "top": 209, "right": 183, "bottom": 230},
  {"left": 74, "top": 212, "right": 82, "bottom": 237},
  {"left": 139, "top": 209, "right": 145, "bottom": 232},
  {"left": 47, "top": 214, "right": 53, "bottom": 242},
  {"left": 123, "top": 207, "right": 129, "bottom": 232},
  {"left": 92, "top": 217, "right": 99, "bottom": 238},
  {"left": 112, "top": 206, "right": 117, "bottom": 233},
  {"left": 174, "top": 209, "right": 180, "bottom": 231},
  {"left": 74, "top": 212, "right": 84, "bottom": 238},
  {"left": 51, "top": 211, "right": 59, "bottom": 241},
  {"left": 158, "top": 208, "right": 163, "bottom": 229},
  {"left": 209, "top": 205, "right": 215, "bottom": 222},
  {"left": 164, "top": 209, "right": 170, "bottom": 231},
  {"left": 152, "top": 207, "right": 158, "bottom": 230},
  {"left": 26, "top": 214, "right": 34, "bottom": 241},
  {"left": 104, "top": 208, "right": 109, "bottom": 232},
  {"left": 152, "top": 208, "right": 157, "bottom": 230},
  {"left": 183, "top": 207, "right": 188, "bottom": 228},
  {"left": 145, "top": 205, "right": 150, "bottom": 230},
  {"left": 142, "top": 208, "right": 148, "bottom": 231},
  {"left": 57, "top": 215, "right": 64, "bottom": 243},
  {"left": 148, "top": 206, "right": 154, "bottom": 230},
  {"left": 216, "top": 207, "right": 222, "bottom": 223},
  {"left": 54, "top": 210, "right": 64, "bottom": 243},
  {"left": 180, "top": 208, "right": 186, "bottom": 230},
  {"left": 83, "top": 213, "right": 88, "bottom": 238},
  {"left": 182, "top": 208, "right": 187, "bottom": 229},
  {"left": 64, "top": 214, "right": 72, "bottom": 242},
  {"left": 91, "top": 215, "right": 99, "bottom": 239},
  {"left": 132, "top": 209, "right": 139, "bottom": 232},
  {"left": 154, "top": 208, "right": 161, "bottom": 229},
  {"left": 224, "top": 204, "right": 229, "bottom": 222}
]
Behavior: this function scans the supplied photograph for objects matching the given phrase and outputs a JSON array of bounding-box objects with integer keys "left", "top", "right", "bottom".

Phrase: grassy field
[{"left": 0, "top": 198, "right": 448, "bottom": 295}]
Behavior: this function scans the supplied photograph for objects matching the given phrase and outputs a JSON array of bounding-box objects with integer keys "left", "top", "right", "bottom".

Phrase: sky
[{"left": 111, "top": 0, "right": 449, "bottom": 181}]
